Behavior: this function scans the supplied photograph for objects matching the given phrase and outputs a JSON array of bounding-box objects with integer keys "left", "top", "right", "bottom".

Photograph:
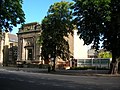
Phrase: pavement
[{"left": 0, "top": 66, "right": 120, "bottom": 77}]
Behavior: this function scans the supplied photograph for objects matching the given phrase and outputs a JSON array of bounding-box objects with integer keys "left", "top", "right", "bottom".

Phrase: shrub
[{"left": 70, "top": 66, "right": 109, "bottom": 70}]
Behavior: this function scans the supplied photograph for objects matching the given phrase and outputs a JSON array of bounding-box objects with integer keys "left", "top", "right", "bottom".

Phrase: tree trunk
[
  {"left": 109, "top": 49, "right": 118, "bottom": 74},
  {"left": 3, "top": 45, "right": 9, "bottom": 66},
  {"left": 110, "top": 0, "right": 120, "bottom": 74},
  {"left": 110, "top": 61, "right": 118, "bottom": 74},
  {"left": 48, "top": 64, "right": 51, "bottom": 72},
  {"left": 118, "top": 61, "right": 120, "bottom": 74},
  {"left": 52, "top": 57, "right": 56, "bottom": 72}
]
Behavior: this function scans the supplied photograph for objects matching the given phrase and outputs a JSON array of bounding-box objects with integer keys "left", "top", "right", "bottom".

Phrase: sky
[{"left": 12, "top": 0, "right": 72, "bottom": 34}]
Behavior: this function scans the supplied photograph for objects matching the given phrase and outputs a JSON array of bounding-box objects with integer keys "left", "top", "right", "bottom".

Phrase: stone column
[
  {"left": 17, "top": 35, "right": 20, "bottom": 61},
  {"left": 0, "top": 38, "right": 4, "bottom": 66},
  {"left": 25, "top": 48, "right": 26, "bottom": 60},
  {"left": 26, "top": 49, "right": 28, "bottom": 60},
  {"left": 19, "top": 37, "right": 23, "bottom": 61},
  {"left": 33, "top": 37, "right": 36, "bottom": 60},
  {"left": 22, "top": 38, "right": 25, "bottom": 61}
]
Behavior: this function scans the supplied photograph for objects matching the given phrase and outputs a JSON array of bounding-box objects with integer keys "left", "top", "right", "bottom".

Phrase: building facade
[
  {"left": 73, "top": 30, "right": 88, "bottom": 59},
  {"left": 0, "top": 32, "right": 18, "bottom": 66},
  {"left": 17, "top": 22, "right": 42, "bottom": 64},
  {"left": 17, "top": 22, "right": 88, "bottom": 68}
]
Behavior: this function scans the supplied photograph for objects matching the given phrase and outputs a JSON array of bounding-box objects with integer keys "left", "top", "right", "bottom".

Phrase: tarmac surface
[
  {"left": 1, "top": 66, "right": 120, "bottom": 77},
  {"left": 1, "top": 68, "right": 120, "bottom": 90}
]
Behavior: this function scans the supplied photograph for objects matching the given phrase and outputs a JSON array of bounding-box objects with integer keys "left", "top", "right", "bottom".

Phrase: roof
[{"left": 23, "top": 22, "right": 39, "bottom": 27}]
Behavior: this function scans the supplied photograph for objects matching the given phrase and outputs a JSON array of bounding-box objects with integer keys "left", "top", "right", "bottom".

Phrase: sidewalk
[{"left": 1, "top": 66, "right": 120, "bottom": 77}]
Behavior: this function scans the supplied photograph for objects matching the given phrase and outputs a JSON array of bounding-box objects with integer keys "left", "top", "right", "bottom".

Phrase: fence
[{"left": 76, "top": 58, "right": 112, "bottom": 69}]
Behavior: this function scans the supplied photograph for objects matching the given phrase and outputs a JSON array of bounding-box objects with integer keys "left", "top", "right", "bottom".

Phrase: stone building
[
  {"left": 17, "top": 22, "right": 88, "bottom": 68},
  {"left": 17, "top": 22, "right": 42, "bottom": 64},
  {"left": 8, "top": 34, "right": 18, "bottom": 65},
  {"left": 0, "top": 32, "right": 18, "bottom": 66}
]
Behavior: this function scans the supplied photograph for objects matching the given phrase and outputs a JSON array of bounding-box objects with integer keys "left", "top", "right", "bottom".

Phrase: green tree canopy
[
  {"left": 72, "top": 0, "right": 120, "bottom": 74},
  {"left": 98, "top": 51, "right": 112, "bottom": 58},
  {"left": 41, "top": 1, "right": 74, "bottom": 70},
  {"left": 0, "top": 0, "right": 25, "bottom": 32},
  {"left": 72, "top": 0, "right": 111, "bottom": 48}
]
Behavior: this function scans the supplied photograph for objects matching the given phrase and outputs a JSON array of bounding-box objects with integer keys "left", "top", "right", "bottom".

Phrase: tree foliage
[
  {"left": 104, "top": 0, "right": 120, "bottom": 59},
  {"left": 41, "top": 1, "right": 74, "bottom": 64},
  {"left": 72, "top": 0, "right": 111, "bottom": 49},
  {"left": 98, "top": 51, "right": 112, "bottom": 58},
  {"left": 72, "top": 0, "right": 120, "bottom": 73},
  {"left": 0, "top": 0, "right": 25, "bottom": 32}
]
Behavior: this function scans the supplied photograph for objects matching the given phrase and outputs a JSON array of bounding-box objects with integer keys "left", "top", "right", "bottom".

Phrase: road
[{"left": 0, "top": 69, "right": 120, "bottom": 90}]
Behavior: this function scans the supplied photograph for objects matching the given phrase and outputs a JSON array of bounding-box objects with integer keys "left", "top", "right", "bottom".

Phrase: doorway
[{"left": 28, "top": 49, "right": 33, "bottom": 60}]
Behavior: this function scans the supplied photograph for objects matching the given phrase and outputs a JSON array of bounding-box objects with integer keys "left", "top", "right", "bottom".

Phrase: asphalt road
[{"left": 0, "top": 69, "right": 120, "bottom": 90}]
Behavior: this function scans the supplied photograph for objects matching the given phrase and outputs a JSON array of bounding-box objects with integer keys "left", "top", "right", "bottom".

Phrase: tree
[
  {"left": 72, "top": 0, "right": 120, "bottom": 74},
  {"left": 98, "top": 51, "right": 112, "bottom": 58},
  {"left": 0, "top": 0, "right": 25, "bottom": 32},
  {"left": 0, "top": 0, "right": 25, "bottom": 66},
  {"left": 41, "top": 1, "right": 74, "bottom": 71},
  {"left": 108, "top": 0, "right": 120, "bottom": 74}
]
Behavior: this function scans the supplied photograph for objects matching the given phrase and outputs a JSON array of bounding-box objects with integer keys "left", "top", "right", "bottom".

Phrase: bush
[{"left": 70, "top": 66, "right": 109, "bottom": 70}]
